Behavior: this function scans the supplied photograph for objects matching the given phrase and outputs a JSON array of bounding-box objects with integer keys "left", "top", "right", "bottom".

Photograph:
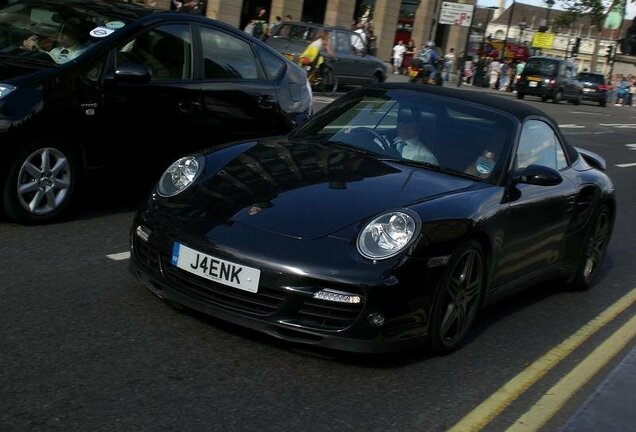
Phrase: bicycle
[{"left": 301, "top": 56, "right": 338, "bottom": 95}]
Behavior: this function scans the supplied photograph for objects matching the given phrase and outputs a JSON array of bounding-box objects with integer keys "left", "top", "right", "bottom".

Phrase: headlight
[
  {"left": 0, "top": 84, "right": 16, "bottom": 100},
  {"left": 157, "top": 156, "right": 203, "bottom": 197},
  {"left": 357, "top": 211, "right": 418, "bottom": 260}
]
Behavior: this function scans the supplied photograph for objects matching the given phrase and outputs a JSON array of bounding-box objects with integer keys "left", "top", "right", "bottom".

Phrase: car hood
[
  {"left": 0, "top": 58, "right": 51, "bottom": 81},
  {"left": 178, "top": 139, "right": 474, "bottom": 240}
]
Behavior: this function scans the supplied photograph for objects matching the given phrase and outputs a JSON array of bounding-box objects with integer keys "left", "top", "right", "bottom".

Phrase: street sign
[
  {"left": 531, "top": 32, "right": 555, "bottom": 49},
  {"left": 439, "top": 2, "right": 475, "bottom": 27}
]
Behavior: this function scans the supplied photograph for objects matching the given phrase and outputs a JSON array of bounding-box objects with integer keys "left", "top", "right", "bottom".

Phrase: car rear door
[{"left": 196, "top": 24, "right": 284, "bottom": 143}]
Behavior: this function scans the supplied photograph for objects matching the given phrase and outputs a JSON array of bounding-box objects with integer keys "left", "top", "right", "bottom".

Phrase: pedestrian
[
  {"left": 392, "top": 40, "right": 406, "bottom": 74},
  {"left": 443, "top": 47, "right": 455, "bottom": 82},
  {"left": 402, "top": 39, "right": 416, "bottom": 73},
  {"left": 243, "top": 7, "right": 269, "bottom": 41}
]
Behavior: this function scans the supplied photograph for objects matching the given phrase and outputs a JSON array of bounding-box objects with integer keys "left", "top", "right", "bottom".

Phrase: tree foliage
[{"left": 556, "top": 0, "right": 610, "bottom": 30}]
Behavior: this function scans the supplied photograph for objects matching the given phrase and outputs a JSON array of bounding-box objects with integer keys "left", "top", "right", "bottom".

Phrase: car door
[
  {"left": 330, "top": 30, "right": 358, "bottom": 85},
  {"left": 99, "top": 22, "right": 202, "bottom": 166},
  {"left": 197, "top": 24, "right": 283, "bottom": 143},
  {"left": 493, "top": 119, "right": 579, "bottom": 287}
]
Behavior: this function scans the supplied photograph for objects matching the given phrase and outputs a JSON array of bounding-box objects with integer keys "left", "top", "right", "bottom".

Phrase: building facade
[{"left": 153, "top": 0, "right": 474, "bottom": 64}]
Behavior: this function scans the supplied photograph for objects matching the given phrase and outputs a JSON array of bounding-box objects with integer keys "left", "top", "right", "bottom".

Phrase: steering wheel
[{"left": 348, "top": 127, "right": 397, "bottom": 155}]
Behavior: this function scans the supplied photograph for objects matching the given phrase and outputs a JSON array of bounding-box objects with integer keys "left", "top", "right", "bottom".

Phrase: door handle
[
  {"left": 257, "top": 94, "right": 275, "bottom": 109},
  {"left": 565, "top": 196, "right": 576, "bottom": 212},
  {"left": 178, "top": 101, "right": 201, "bottom": 113}
]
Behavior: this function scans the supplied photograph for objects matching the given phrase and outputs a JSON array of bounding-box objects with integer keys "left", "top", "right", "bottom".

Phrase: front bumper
[{"left": 129, "top": 218, "right": 438, "bottom": 354}]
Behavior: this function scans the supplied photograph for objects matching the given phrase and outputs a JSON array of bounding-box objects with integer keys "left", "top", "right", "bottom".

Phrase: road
[{"left": 1, "top": 84, "right": 635, "bottom": 432}]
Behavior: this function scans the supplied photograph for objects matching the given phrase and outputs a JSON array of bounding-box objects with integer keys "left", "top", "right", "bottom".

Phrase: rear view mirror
[{"left": 512, "top": 164, "right": 562, "bottom": 186}]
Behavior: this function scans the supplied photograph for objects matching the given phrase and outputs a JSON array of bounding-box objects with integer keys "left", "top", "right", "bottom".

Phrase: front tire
[
  {"left": 569, "top": 204, "right": 611, "bottom": 291},
  {"left": 429, "top": 240, "right": 485, "bottom": 355},
  {"left": 3, "top": 140, "right": 80, "bottom": 224}
]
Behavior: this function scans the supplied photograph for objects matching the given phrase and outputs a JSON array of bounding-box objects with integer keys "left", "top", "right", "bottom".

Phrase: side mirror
[
  {"left": 511, "top": 164, "right": 563, "bottom": 186},
  {"left": 113, "top": 62, "right": 152, "bottom": 85}
]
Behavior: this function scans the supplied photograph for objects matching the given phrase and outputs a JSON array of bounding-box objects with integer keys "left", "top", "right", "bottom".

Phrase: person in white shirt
[
  {"left": 351, "top": 24, "right": 367, "bottom": 53},
  {"left": 392, "top": 40, "right": 406, "bottom": 74},
  {"left": 22, "top": 23, "right": 87, "bottom": 65},
  {"left": 443, "top": 47, "right": 455, "bottom": 82},
  {"left": 393, "top": 109, "right": 438, "bottom": 164}
]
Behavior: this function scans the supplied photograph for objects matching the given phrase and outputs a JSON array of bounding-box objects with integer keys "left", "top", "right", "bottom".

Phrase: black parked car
[
  {"left": 577, "top": 72, "right": 610, "bottom": 107},
  {"left": 0, "top": 0, "right": 312, "bottom": 223},
  {"left": 516, "top": 56, "right": 583, "bottom": 104},
  {"left": 130, "top": 84, "right": 615, "bottom": 354},
  {"left": 267, "top": 21, "right": 386, "bottom": 87}
]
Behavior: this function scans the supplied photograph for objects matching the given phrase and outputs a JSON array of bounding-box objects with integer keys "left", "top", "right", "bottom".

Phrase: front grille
[
  {"left": 161, "top": 256, "right": 287, "bottom": 316},
  {"left": 297, "top": 297, "right": 364, "bottom": 330},
  {"left": 132, "top": 237, "right": 160, "bottom": 274}
]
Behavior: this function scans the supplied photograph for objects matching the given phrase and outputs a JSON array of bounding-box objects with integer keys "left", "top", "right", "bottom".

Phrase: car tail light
[{"left": 598, "top": 84, "right": 608, "bottom": 91}]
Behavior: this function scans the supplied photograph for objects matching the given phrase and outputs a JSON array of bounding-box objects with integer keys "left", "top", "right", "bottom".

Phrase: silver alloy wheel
[{"left": 16, "top": 147, "right": 72, "bottom": 215}]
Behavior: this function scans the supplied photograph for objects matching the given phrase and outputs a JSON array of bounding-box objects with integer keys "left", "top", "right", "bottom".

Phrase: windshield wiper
[{"left": 377, "top": 157, "right": 475, "bottom": 179}]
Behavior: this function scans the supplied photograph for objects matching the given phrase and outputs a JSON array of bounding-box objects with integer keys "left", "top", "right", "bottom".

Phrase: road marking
[
  {"left": 600, "top": 123, "right": 636, "bottom": 128},
  {"left": 567, "top": 111, "right": 610, "bottom": 116},
  {"left": 626, "top": 144, "right": 636, "bottom": 150},
  {"left": 559, "top": 124, "right": 586, "bottom": 128},
  {"left": 616, "top": 163, "right": 636, "bottom": 168},
  {"left": 447, "top": 288, "right": 636, "bottom": 432},
  {"left": 505, "top": 312, "right": 636, "bottom": 432},
  {"left": 106, "top": 252, "right": 130, "bottom": 261}
]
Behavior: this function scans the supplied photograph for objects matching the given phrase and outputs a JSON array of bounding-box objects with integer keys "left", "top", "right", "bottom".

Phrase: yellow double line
[{"left": 448, "top": 288, "right": 636, "bottom": 432}]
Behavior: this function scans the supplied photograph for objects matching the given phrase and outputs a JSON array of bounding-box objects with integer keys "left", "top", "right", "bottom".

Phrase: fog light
[
  {"left": 313, "top": 289, "right": 361, "bottom": 304},
  {"left": 367, "top": 313, "right": 385, "bottom": 327},
  {"left": 136, "top": 225, "right": 152, "bottom": 242}
]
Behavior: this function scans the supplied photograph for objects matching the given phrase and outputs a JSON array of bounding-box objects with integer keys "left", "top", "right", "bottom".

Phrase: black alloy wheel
[
  {"left": 570, "top": 205, "right": 611, "bottom": 291},
  {"left": 429, "top": 240, "right": 485, "bottom": 354}
]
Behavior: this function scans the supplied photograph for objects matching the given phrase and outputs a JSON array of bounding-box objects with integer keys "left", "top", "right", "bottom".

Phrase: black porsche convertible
[{"left": 129, "top": 84, "right": 615, "bottom": 354}]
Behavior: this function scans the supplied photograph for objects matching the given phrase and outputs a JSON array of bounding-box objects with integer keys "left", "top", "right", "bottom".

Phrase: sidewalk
[{"left": 561, "top": 345, "right": 636, "bottom": 431}]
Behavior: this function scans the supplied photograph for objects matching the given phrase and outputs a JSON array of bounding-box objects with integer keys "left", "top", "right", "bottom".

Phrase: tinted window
[
  {"left": 524, "top": 59, "right": 557, "bottom": 76},
  {"left": 272, "top": 24, "right": 317, "bottom": 41},
  {"left": 257, "top": 47, "right": 286, "bottom": 80},
  {"left": 517, "top": 120, "right": 567, "bottom": 170},
  {"left": 117, "top": 24, "right": 192, "bottom": 81},
  {"left": 333, "top": 31, "right": 352, "bottom": 54},
  {"left": 200, "top": 27, "right": 259, "bottom": 79},
  {"left": 578, "top": 73, "right": 605, "bottom": 84}
]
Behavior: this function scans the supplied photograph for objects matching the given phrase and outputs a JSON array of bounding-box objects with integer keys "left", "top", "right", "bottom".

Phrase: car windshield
[
  {"left": 0, "top": 1, "right": 136, "bottom": 65},
  {"left": 524, "top": 59, "right": 557, "bottom": 75},
  {"left": 289, "top": 88, "right": 515, "bottom": 182},
  {"left": 578, "top": 73, "right": 605, "bottom": 84}
]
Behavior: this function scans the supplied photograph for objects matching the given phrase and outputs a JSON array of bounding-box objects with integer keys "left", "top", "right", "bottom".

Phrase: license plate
[
  {"left": 171, "top": 242, "right": 261, "bottom": 293},
  {"left": 529, "top": 81, "right": 538, "bottom": 87},
  {"left": 528, "top": 76, "right": 541, "bottom": 81},
  {"left": 583, "top": 88, "right": 593, "bottom": 92}
]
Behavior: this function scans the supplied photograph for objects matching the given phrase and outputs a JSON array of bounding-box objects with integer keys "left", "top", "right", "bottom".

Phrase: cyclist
[{"left": 298, "top": 30, "right": 335, "bottom": 86}]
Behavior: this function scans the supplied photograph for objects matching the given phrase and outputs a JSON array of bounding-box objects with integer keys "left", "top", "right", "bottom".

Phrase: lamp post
[
  {"left": 545, "top": 0, "right": 555, "bottom": 31},
  {"left": 518, "top": 19, "right": 527, "bottom": 43},
  {"left": 501, "top": 0, "right": 517, "bottom": 61}
]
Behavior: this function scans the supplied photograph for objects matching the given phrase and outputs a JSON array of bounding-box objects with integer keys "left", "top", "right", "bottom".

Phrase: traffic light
[
  {"left": 571, "top": 37, "right": 581, "bottom": 56},
  {"left": 606, "top": 45, "right": 613, "bottom": 63}
]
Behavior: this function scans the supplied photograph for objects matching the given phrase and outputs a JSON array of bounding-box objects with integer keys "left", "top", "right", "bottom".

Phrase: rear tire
[
  {"left": 3, "top": 139, "right": 80, "bottom": 224},
  {"left": 569, "top": 204, "right": 611, "bottom": 291},
  {"left": 517, "top": 92, "right": 524, "bottom": 99}
]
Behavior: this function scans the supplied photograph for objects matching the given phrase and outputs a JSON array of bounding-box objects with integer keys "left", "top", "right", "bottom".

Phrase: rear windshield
[
  {"left": 271, "top": 23, "right": 320, "bottom": 41},
  {"left": 524, "top": 59, "right": 557, "bottom": 76},
  {"left": 578, "top": 73, "right": 605, "bottom": 84}
]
